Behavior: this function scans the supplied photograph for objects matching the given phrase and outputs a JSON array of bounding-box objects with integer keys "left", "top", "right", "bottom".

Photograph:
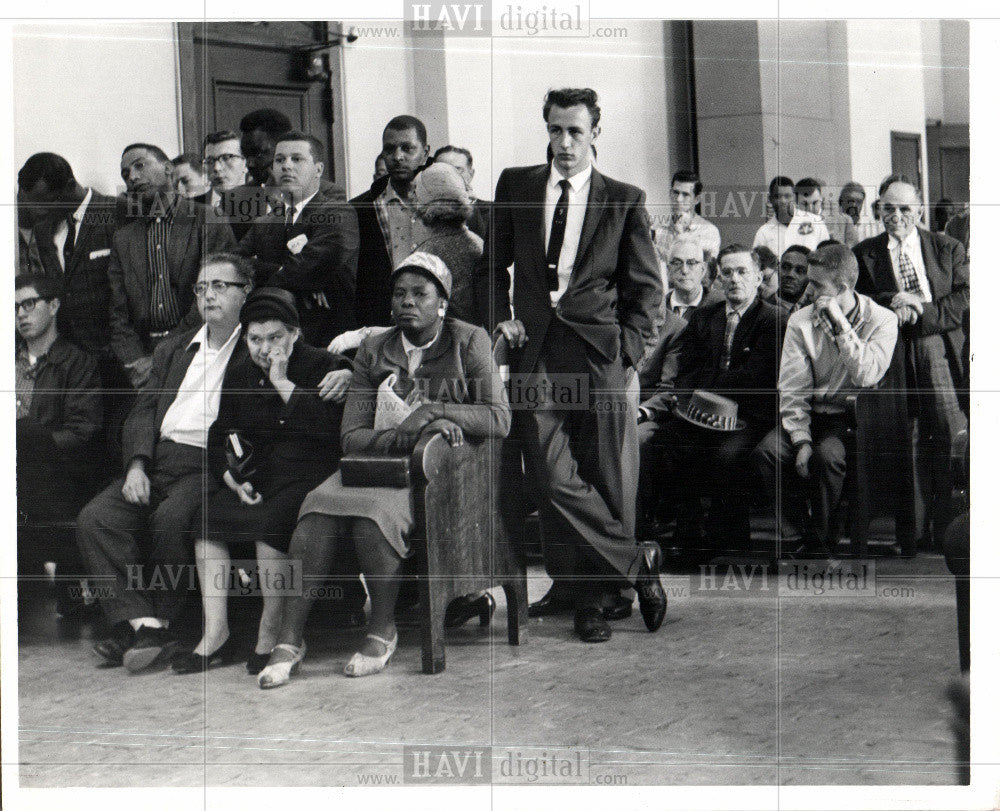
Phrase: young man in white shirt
[{"left": 754, "top": 175, "right": 830, "bottom": 256}]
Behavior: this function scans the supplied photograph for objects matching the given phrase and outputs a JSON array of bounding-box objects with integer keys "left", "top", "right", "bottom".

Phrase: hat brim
[{"left": 671, "top": 398, "right": 746, "bottom": 432}]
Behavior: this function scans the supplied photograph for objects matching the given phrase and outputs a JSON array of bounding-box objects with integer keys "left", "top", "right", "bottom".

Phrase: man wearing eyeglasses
[
  {"left": 109, "top": 143, "right": 237, "bottom": 390},
  {"left": 202, "top": 130, "right": 265, "bottom": 242},
  {"left": 77, "top": 253, "right": 252, "bottom": 672},
  {"left": 854, "top": 176, "right": 969, "bottom": 551},
  {"left": 636, "top": 244, "right": 785, "bottom": 559}
]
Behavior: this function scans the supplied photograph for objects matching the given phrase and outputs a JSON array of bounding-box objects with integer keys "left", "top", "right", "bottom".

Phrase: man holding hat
[
  {"left": 754, "top": 243, "right": 898, "bottom": 556},
  {"left": 77, "top": 252, "right": 253, "bottom": 672},
  {"left": 637, "top": 243, "right": 785, "bottom": 558}
]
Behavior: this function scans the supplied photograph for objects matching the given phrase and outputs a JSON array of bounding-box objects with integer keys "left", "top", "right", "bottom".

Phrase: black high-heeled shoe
[
  {"left": 444, "top": 592, "right": 496, "bottom": 629},
  {"left": 171, "top": 635, "right": 241, "bottom": 674}
]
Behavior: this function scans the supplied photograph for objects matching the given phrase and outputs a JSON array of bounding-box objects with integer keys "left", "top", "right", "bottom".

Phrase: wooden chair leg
[
  {"left": 502, "top": 573, "right": 529, "bottom": 646},
  {"left": 419, "top": 575, "right": 450, "bottom": 674}
]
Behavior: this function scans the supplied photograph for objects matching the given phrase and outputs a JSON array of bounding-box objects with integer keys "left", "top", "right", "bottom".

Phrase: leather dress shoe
[
  {"left": 92, "top": 622, "right": 135, "bottom": 667},
  {"left": 445, "top": 592, "right": 496, "bottom": 628},
  {"left": 603, "top": 593, "right": 633, "bottom": 621},
  {"left": 574, "top": 607, "right": 612, "bottom": 643},
  {"left": 122, "top": 626, "right": 179, "bottom": 673},
  {"left": 172, "top": 635, "right": 241, "bottom": 674},
  {"left": 528, "top": 587, "right": 574, "bottom": 618},
  {"left": 635, "top": 542, "right": 667, "bottom": 632}
]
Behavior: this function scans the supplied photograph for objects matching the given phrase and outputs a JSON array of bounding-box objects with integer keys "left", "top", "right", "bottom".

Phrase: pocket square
[
  {"left": 89, "top": 248, "right": 111, "bottom": 259},
  {"left": 287, "top": 234, "right": 308, "bottom": 255}
]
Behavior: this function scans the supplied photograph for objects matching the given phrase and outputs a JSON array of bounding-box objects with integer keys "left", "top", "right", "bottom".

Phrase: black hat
[{"left": 240, "top": 287, "right": 300, "bottom": 329}]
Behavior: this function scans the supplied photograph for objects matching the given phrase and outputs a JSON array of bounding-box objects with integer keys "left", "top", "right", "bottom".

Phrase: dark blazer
[
  {"left": 341, "top": 317, "right": 510, "bottom": 456},
  {"left": 638, "top": 308, "right": 688, "bottom": 407},
  {"left": 210, "top": 185, "right": 271, "bottom": 241},
  {"left": 207, "top": 340, "right": 352, "bottom": 492},
  {"left": 120, "top": 325, "right": 248, "bottom": 469},
  {"left": 237, "top": 191, "right": 361, "bottom": 339},
  {"left": 853, "top": 228, "right": 969, "bottom": 379},
  {"left": 350, "top": 174, "right": 396, "bottom": 328},
  {"left": 108, "top": 196, "right": 237, "bottom": 365},
  {"left": 477, "top": 163, "right": 662, "bottom": 376},
  {"left": 33, "top": 191, "right": 121, "bottom": 354},
  {"left": 17, "top": 336, "right": 102, "bottom": 460},
  {"left": 672, "top": 297, "right": 786, "bottom": 426}
]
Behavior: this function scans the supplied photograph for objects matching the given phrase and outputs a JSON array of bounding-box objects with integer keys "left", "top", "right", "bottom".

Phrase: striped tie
[{"left": 721, "top": 310, "right": 740, "bottom": 369}]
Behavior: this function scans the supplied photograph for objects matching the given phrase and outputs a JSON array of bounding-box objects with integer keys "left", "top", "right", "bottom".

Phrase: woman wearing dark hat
[
  {"left": 257, "top": 252, "right": 510, "bottom": 686},
  {"left": 172, "top": 287, "right": 354, "bottom": 674}
]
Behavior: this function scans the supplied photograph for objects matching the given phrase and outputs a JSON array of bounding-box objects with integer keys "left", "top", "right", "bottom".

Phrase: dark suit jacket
[
  {"left": 853, "top": 228, "right": 969, "bottom": 380},
  {"left": 670, "top": 297, "right": 785, "bottom": 427},
  {"left": 477, "top": 163, "right": 662, "bottom": 376},
  {"left": 350, "top": 174, "right": 396, "bottom": 328},
  {"left": 237, "top": 191, "right": 360, "bottom": 339},
  {"left": 108, "top": 196, "right": 236, "bottom": 365},
  {"left": 638, "top": 308, "right": 688, "bottom": 406},
  {"left": 207, "top": 340, "right": 351, "bottom": 492},
  {"left": 120, "top": 325, "right": 248, "bottom": 470},
  {"left": 33, "top": 191, "right": 121, "bottom": 354}
]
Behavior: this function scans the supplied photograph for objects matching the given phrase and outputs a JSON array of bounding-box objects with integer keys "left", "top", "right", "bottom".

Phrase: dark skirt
[{"left": 195, "top": 474, "right": 327, "bottom": 554}]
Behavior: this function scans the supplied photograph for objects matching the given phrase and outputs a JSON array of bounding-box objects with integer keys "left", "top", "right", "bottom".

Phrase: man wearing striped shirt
[
  {"left": 753, "top": 243, "right": 897, "bottom": 556},
  {"left": 109, "top": 143, "right": 236, "bottom": 388}
]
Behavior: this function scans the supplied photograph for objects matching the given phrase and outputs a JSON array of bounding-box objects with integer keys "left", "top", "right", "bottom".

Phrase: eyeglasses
[
  {"left": 202, "top": 154, "right": 244, "bottom": 168},
  {"left": 668, "top": 258, "right": 703, "bottom": 270},
  {"left": 15, "top": 296, "right": 51, "bottom": 315},
  {"left": 193, "top": 280, "right": 248, "bottom": 296}
]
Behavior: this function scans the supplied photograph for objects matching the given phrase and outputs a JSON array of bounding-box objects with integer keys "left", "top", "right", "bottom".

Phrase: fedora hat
[{"left": 675, "top": 390, "right": 746, "bottom": 432}]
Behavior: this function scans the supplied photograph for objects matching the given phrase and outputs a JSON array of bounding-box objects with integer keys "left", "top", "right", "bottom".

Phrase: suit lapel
[
  {"left": 868, "top": 232, "right": 899, "bottom": 294},
  {"left": 732, "top": 298, "right": 761, "bottom": 349},
  {"left": 524, "top": 166, "right": 548, "bottom": 270},
  {"left": 573, "top": 168, "right": 606, "bottom": 272},
  {"left": 918, "top": 228, "right": 944, "bottom": 299},
  {"left": 707, "top": 304, "right": 727, "bottom": 368}
]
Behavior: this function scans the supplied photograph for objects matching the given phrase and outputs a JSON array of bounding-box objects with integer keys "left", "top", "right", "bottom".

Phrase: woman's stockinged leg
[
  {"left": 351, "top": 518, "right": 401, "bottom": 657},
  {"left": 273, "top": 514, "right": 344, "bottom": 648}
]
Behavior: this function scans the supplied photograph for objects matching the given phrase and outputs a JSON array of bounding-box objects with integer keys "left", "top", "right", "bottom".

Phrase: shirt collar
[
  {"left": 401, "top": 327, "right": 441, "bottom": 354},
  {"left": 382, "top": 181, "right": 413, "bottom": 206},
  {"left": 890, "top": 228, "right": 920, "bottom": 254},
  {"left": 726, "top": 296, "right": 755, "bottom": 320},
  {"left": 548, "top": 162, "right": 592, "bottom": 193},
  {"left": 72, "top": 188, "right": 92, "bottom": 223},
  {"left": 291, "top": 190, "right": 318, "bottom": 217},
  {"left": 669, "top": 286, "right": 703, "bottom": 309},
  {"left": 187, "top": 322, "right": 242, "bottom": 352}
]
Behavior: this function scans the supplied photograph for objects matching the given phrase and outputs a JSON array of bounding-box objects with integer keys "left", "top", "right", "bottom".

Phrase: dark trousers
[
  {"left": 518, "top": 320, "right": 639, "bottom": 605},
  {"left": 640, "top": 414, "right": 766, "bottom": 553},
  {"left": 76, "top": 440, "right": 203, "bottom": 626},
  {"left": 909, "top": 334, "right": 967, "bottom": 546},
  {"left": 753, "top": 414, "right": 850, "bottom": 546}
]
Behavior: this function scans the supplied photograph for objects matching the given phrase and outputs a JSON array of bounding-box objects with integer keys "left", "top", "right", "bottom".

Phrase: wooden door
[
  {"left": 176, "top": 22, "right": 346, "bottom": 189},
  {"left": 890, "top": 131, "right": 923, "bottom": 194}
]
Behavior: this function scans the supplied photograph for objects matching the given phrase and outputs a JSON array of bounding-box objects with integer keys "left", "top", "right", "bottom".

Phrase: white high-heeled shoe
[
  {"left": 257, "top": 642, "right": 306, "bottom": 689},
  {"left": 344, "top": 632, "right": 397, "bottom": 677}
]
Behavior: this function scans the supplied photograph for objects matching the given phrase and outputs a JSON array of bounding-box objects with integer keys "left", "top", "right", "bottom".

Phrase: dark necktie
[
  {"left": 63, "top": 215, "right": 76, "bottom": 271},
  {"left": 545, "top": 179, "right": 572, "bottom": 291},
  {"left": 721, "top": 310, "right": 740, "bottom": 369}
]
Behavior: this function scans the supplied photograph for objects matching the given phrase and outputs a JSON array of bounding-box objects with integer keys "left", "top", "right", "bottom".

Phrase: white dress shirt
[
  {"left": 52, "top": 188, "right": 93, "bottom": 270},
  {"left": 288, "top": 190, "right": 318, "bottom": 225},
  {"left": 753, "top": 210, "right": 830, "bottom": 256},
  {"left": 545, "top": 162, "right": 592, "bottom": 306},
  {"left": 888, "top": 228, "right": 933, "bottom": 303},
  {"left": 667, "top": 285, "right": 704, "bottom": 319},
  {"left": 158, "top": 324, "right": 243, "bottom": 448}
]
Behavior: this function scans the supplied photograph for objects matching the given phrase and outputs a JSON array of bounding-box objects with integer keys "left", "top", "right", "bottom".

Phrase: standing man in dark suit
[
  {"left": 350, "top": 115, "right": 432, "bottom": 328},
  {"left": 77, "top": 253, "right": 253, "bottom": 672},
  {"left": 109, "top": 143, "right": 236, "bottom": 389},
  {"left": 636, "top": 245, "right": 785, "bottom": 558},
  {"left": 237, "top": 131, "right": 360, "bottom": 347},
  {"left": 479, "top": 87, "right": 666, "bottom": 643},
  {"left": 854, "top": 176, "right": 969, "bottom": 549},
  {"left": 17, "top": 153, "right": 121, "bottom": 361}
]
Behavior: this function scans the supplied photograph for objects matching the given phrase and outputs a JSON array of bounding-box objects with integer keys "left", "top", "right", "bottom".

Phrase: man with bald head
[{"left": 854, "top": 175, "right": 969, "bottom": 549}]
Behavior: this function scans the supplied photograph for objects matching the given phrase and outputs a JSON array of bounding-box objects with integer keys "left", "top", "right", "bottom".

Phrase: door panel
[{"left": 177, "top": 22, "right": 345, "bottom": 188}]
